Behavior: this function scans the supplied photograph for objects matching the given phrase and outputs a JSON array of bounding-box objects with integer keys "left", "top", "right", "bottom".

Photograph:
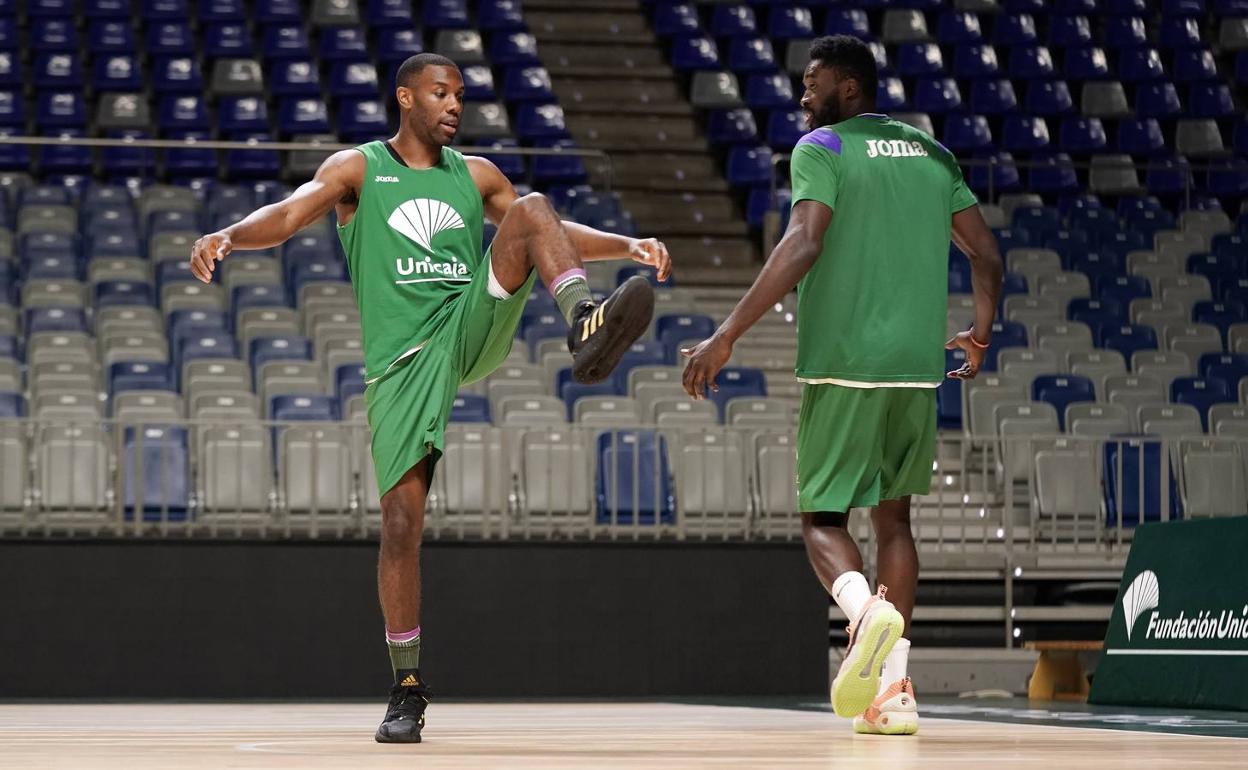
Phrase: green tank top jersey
[
  {"left": 336, "top": 141, "right": 485, "bottom": 382},
  {"left": 789, "top": 114, "right": 978, "bottom": 385}
]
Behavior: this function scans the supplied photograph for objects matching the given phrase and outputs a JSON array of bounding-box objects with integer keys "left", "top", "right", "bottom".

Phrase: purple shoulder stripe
[{"left": 797, "top": 128, "right": 842, "bottom": 155}]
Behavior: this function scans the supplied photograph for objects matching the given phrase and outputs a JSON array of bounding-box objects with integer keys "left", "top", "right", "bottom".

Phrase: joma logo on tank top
[
  {"left": 386, "top": 198, "right": 471, "bottom": 284},
  {"left": 864, "top": 139, "right": 929, "bottom": 158}
]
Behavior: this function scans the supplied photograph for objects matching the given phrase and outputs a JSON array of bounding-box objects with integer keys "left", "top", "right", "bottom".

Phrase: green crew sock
[
  {"left": 552, "top": 268, "right": 594, "bottom": 325},
  {"left": 386, "top": 627, "right": 421, "bottom": 685}
]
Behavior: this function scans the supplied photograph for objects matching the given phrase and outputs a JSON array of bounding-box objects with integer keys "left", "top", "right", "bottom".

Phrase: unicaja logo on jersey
[
  {"left": 387, "top": 198, "right": 471, "bottom": 283},
  {"left": 865, "top": 139, "right": 929, "bottom": 158},
  {"left": 1122, "top": 570, "right": 1160, "bottom": 641}
]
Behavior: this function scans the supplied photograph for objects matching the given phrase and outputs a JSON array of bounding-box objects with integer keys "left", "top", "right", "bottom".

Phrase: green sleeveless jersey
[{"left": 336, "top": 141, "right": 485, "bottom": 381}]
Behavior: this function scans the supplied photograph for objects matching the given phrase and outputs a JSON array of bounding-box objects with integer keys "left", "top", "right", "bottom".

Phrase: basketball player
[
  {"left": 189, "top": 53, "right": 669, "bottom": 743},
  {"left": 682, "top": 36, "right": 1003, "bottom": 734}
]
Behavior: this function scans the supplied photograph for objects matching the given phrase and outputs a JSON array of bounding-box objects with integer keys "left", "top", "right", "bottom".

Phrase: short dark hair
[
  {"left": 396, "top": 53, "right": 459, "bottom": 88},
  {"left": 808, "top": 35, "right": 878, "bottom": 101}
]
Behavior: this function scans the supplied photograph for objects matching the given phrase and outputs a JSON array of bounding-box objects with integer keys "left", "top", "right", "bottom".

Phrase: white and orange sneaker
[
  {"left": 830, "top": 586, "right": 904, "bottom": 718},
  {"left": 853, "top": 677, "right": 919, "bottom": 735}
]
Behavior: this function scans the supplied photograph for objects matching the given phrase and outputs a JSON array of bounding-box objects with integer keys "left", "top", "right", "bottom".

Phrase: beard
[{"left": 805, "top": 97, "right": 844, "bottom": 130}]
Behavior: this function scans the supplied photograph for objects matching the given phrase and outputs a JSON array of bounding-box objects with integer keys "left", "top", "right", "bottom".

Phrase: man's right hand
[
  {"left": 945, "top": 330, "right": 989, "bottom": 380},
  {"left": 190, "top": 232, "right": 232, "bottom": 283}
]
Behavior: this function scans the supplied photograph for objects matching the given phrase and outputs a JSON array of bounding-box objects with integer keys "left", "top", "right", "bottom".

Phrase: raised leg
[{"left": 488, "top": 192, "right": 583, "bottom": 294}]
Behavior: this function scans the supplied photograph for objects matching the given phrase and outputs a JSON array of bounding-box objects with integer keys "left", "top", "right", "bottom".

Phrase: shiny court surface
[{"left": 0, "top": 701, "right": 1244, "bottom": 769}]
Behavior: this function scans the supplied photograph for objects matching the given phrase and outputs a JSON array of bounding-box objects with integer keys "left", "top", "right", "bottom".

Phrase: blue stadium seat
[
  {"left": 671, "top": 35, "right": 720, "bottom": 70},
  {"left": 200, "top": 0, "right": 246, "bottom": 22},
  {"left": 706, "top": 367, "right": 766, "bottom": 419},
  {"left": 1161, "top": 18, "right": 1205, "bottom": 51},
  {"left": 376, "top": 28, "right": 424, "bottom": 66},
  {"left": 728, "top": 37, "right": 776, "bottom": 73},
  {"left": 251, "top": 335, "right": 312, "bottom": 373},
  {"left": 337, "top": 98, "right": 389, "bottom": 143},
  {"left": 968, "top": 151, "right": 1021, "bottom": 194},
  {"left": 424, "top": 0, "right": 469, "bottom": 28},
  {"left": 0, "top": 337, "right": 18, "bottom": 364},
  {"left": 0, "top": 391, "right": 23, "bottom": 417},
  {"left": 478, "top": 0, "right": 525, "bottom": 31},
  {"left": 1010, "top": 46, "right": 1056, "bottom": 79},
  {"left": 744, "top": 73, "right": 793, "bottom": 109},
  {"left": 1055, "top": 0, "right": 1097, "bottom": 12},
  {"left": 708, "top": 107, "right": 753, "bottom": 144},
  {"left": 1061, "top": 47, "right": 1109, "bottom": 81},
  {"left": 86, "top": 0, "right": 136, "bottom": 18},
  {"left": 461, "top": 65, "right": 495, "bottom": 100},
  {"left": 1104, "top": 436, "right": 1181, "bottom": 526},
  {"left": 93, "top": 55, "right": 143, "bottom": 91},
  {"left": 178, "top": 333, "right": 239, "bottom": 375},
  {"left": 33, "top": 53, "right": 80, "bottom": 89},
  {"left": 953, "top": 45, "right": 1000, "bottom": 79},
  {"left": 31, "top": 19, "right": 79, "bottom": 52},
  {"left": 531, "top": 139, "right": 588, "bottom": 185},
  {"left": 1104, "top": 17, "right": 1148, "bottom": 49},
  {"left": 203, "top": 23, "right": 249, "bottom": 57},
  {"left": 366, "top": 0, "right": 414, "bottom": 25},
  {"left": 25, "top": 307, "right": 87, "bottom": 334},
  {"left": 316, "top": 28, "right": 364, "bottom": 61},
  {"left": 995, "top": 15, "right": 1039, "bottom": 48},
  {"left": 944, "top": 115, "right": 993, "bottom": 152},
  {"left": 1032, "top": 375, "right": 1095, "bottom": 430},
  {"left": 1212, "top": 233, "right": 1247, "bottom": 258},
  {"left": 232, "top": 285, "right": 286, "bottom": 316},
  {"left": 896, "top": 43, "right": 945, "bottom": 77},
  {"left": 767, "top": 6, "right": 813, "bottom": 39},
  {"left": 22, "top": 231, "right": 80, "bottom": 262},
  {"left": 937, "top": 11, "right": 983, "bottom": 44},
  {"left": 36, "top": 92, "right": 86, "bottom": 129},
  {"left": 158, "top": 95, "right": 210, "bottom": 133},
  {"left": 450, "top": 394, "right": 490, "bottom": 423},
  {"left": 219, "top": 97, "right": 270, "bottom": 135},
  {"left": 595, "top": 430, "right": 676, "bottom": 525},
  {"left": 334, "top": 363, "right": 366, "bottom": 406},
  {"left": 826, "top": 8, "right": 870, "bottom": 37},
  {"left": 877, "top": 77, "right": 907, "bottom": 111},
  {"left": 271, "top": 394, "right": 337, "bottom": 422},
  {"left": 766, "top": 109, "right": 804, "bottom": 149},
  {"left": 270, "top": 60, "right": 322, "bottom": 97},
  {"left": 502, "top": 66, "right": 554, "bottom": 102},
  {"left": 170, "top": 310, "right": 228, "bottom": 350},
  {"left": 96, "top": 281, "right": 154, "bottom": 308},
  {"left": 1072, "top": 251, "right": 1125, "bottom": 283},
  {"left": 123, "top": 426, "right": 190, "bottom": 520},
  {"left": 1194, "top": 301, "right": 1246, "bottom": 343},
  {"left": 1106, "top": 0, "right": 1149, "bottom": 13},
  {"left": 277, "top": 98, "right": 330, "bottom": 136},
  {"left": 1188, "top": 253, "right": 1239, "bottom": 285},
  {"left": 490, "top": 32, "right": 541, "bottom": 66},
  {"left": 110, "top": 361, "right": 170, "bottom": 393},
  {"left": 1049, "top": 15, "right": 1093, "bottom": 47},
  {"left": 913, "top": 77, "right": 962, "bottom": 113},
  {"left": 1134, "top": 82, "right": 1182, "bottom": 118},
  {"left": 26, "top": 255, "right": 81, "bottom": 281},
  {"left": 725, "top": 146, "right": 772, "bottom": 187},
  {"left": 1071, "top": 297, "right": 1126, "bottom": 332},
  {"left": 262, "top": 24, "right": 311, "bottom": 60},
  {"left": 653, "top": 4, "right": 699, "bottom": 36},
  {"left": 711, "top": 4, "right": 757, "bottom": 37},
  {"left": 1118, "top": 118, "right": 1166, "bottom": 156},
  {"left": 1101, "top": 324, "right": 1159, "bottom": 359},
  {"left": 1119, "top": 49, "right": 1166, "bottom": 82},
  {"left": 617, "top": 266, "right": 666, "bottom": 288},
  {"left": 164, "top": 131, "right": 218, "bottom": 179},
  {"left": 0, "top": 90, "right": 23, "bottom": 127},
  {"left": 1059, "top": 117, "right": 1107, "bottom": 153},
  {"left": 152, "top": 56, "right": 203, "bottom": 95},
  {"left": 970, "top": 79, "right": 1018, "bottom": 114},
  {"left": 1189, "top": 83, "right": 1236, "bottom": 118},
  {"left": 1025, "top": 80, "right": 1074, "bottom": 115},
  {"left": 327, "top": 61, "right": 379, "bottom": 99},
  {"left": 657, "top": 314, "right": 716, "bottom": 361},
  {"left": 146, "top": 22, "right": 194, "bottom": 56},
  {"left": 1172, "top": 377, "right": 1232, "bottom": 429},
  {"left": 0, "top": 51, "right": 21, "bottom": 89},
  {"left": 256, "top": 0, "right": 302, "bottom": 25},
  {"left": 143, "top": 0, "right": 189, "bottom": 20},
  {"left": 1002, "top": 115, "right": 1051, "bottom": 152},
  {"left": 1200, "top": 353, "right": 1248, "bottom": 387},
  {"left": 1207, "top": 160, "right": 1248, "bottom": 198},
  {"left": 520, "top": 312, "right": 566, "bottom": 352},
  {"left": 1162, "top": 0, "right": 1206, "bottom": 17}
]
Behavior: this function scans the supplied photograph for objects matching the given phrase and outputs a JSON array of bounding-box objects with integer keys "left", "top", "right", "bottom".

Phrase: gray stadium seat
[
  {"left": 653, "top": 397, "right": 719, "bottom": 427},
  {"left": 281, "top": 426, "right": 350, "bottom": 512},
  {"left": 434, "top": 426, "right": 508, "bottom": 526},
  {"left": 239, "top": 308, "right": 301, "bottom": 353},
  {"left": 1068, "top": 350, "right": 1127, "bottom": 395},
  {"left": 0, "top": 358, "right": 19, "bottom": 392},
  {"left": 192, "top": 391, "right": 260, "bottom": 421},
  {"left": 28, "top": 333, "right": 94, "bottom": 367},
  {"left": 138, "top": 185, "right": 199, "bottom": 217},
  {"left": 1005, "top": 248, "right": 1062, "bottom": 282},
  {"left": 1067, "top": 403, "right": 1131, "bottom": 437},
  {"left": 892, "top": 112, "right": 933, "bottom": 136},
  {"left": 306, "top": 307, "right": 362, "bottom": 339},
  {"left": 96, "top": 307, "right": 163, "bottom": 338},
  {"left": 184, "top": 360, "right": 252, "bottom": 400},
  {"left": 102, "top": 332, "right": 168, "bottom": 367},
  {"left": 18, "top": 204, "right": 77, "bottom": 235},
  {"left": 1155, "top": 231, "right": 1208, "bottom": 263},
  {"left": 435, "top": 29, "right": 487, "bottom": 63},
  {"left": 1180, "top": 210, "right": 1232, "bottom": 239},
  {"left": 1131, "top": 298, "right": 1187, "bottom": 327},
  {"left": 1209, "top": 405, "right": 1248, "bottom": 436},
  {"left": 1127, "top": 250, "right": 1184, "bottom": 282},
  {"left": 88, "top": 258, "right": 150, "bottom": 287},
  {"left": 755, "top": 432, "right": 799, "bottom": 535},
  {"left": 223, "top": 257, "right": 283, "bottom": 294},
  {"left": 37, "top": 425, "right": 110, "bottom": 510},
  {"left": 955, "top": 0, "right": 1000, "bottom": 13},
  {"left": 965, "top": 375, "right": 1027, "bottom": 438},
  {"left": 0, "top": 306, "right": 15, "bottom": 336},
  {"left": 34, "top": 391, "right": 101, "bottom": 420},
  {"left": 310, "top": 0, "right": 360, "bottom": 26},
  {"left": 459, "top": 101, "right": 513, "bottom": 141},
  {"left": 1131, "top": 350, "right": 1192, "bottom": 390},
  {"left": 691, "top": 71, "right": 743, "bottom": 108},
  {"left": 1036, "top": 272, "right": 1092, "bottom": 308},
  {"left": 1180, "top": 441, "right": 1247, "bottom": 516},
  {"left": 162, "top": 282, "right": 225, "bottom": 314},
  {"left": 785, "top": 39, "right": 812, "bottom": 76},
  {"left": 96, "top": 93, "right": 151, "bottom": 130},
  {"left": 1165, "top": 324, "right": 1223, "bottom": 363},
  {"left": 287, "top": 134, "right": 338, "bottom": 179},
  {"left": 1035, "top": 447, "right": 1102, "bottom": 519},
  {"left": 486, "top": 364, "right": 546, "bottom": 405},
  {"left": 323, "top": 338, "right": 366, "bottom": 384},
  {"left": 1230, "top": 324, "right": 1248, "bottom": 354},
  {"left": 0, "top": 422, "right": 24, "bottom": 510},
  {"left": 201, "top": 426, "right": 272, "bottom": 514},
  {"left": 979, "top": 204, "right": 1006, "bottom": 229},
  {"left": 575, "top": 396, "right": 643, "bottom": 426},
  {"left": 726, "top": 397, "right": 792, "bottom": 427},
  {"left": 999, "top": 348, "right": 1061, "bottom": 383},
  {"left": 498, "top": 395, "right": 566, "bottom": 425},
  {"left": 1081, "top": 82, "right": 1130, "bottom": 119},
  {"left": 211, "top": 59, "right": 264, "bottom": 95},
  {"left": 23, "top": 280, "right": 87, "bottom": 308},
  {"left": 881, "top": 9, "right": 929, "bottom": 42},
  {"left": 1105, "top": 375, "right": 1166, "bottom": 430},
  {"left": 1138, "top": 404, "right": 1203, "bottom": 437},
  {"left": 1158, "top": 275, "right": 1212, "bottom": 307},
  {"left": 999, "top": 194, "right": 1043, "bottom": 221},
  {"left": 994, "top": 400, "right": 1059, "bottom": 482},
  {"left": 670, "top": 429, "right": 750, "bottom": 530},
  {"left": 1004, "top": 295, "right": 1062, "bottom": 325},
  {"left": 1219, "top": 17, "right": 1248, "bottom": 51},
  {"left": 1175, "top": 120, "right": 1225, "bottom": 156},
  {"left": 260, "top": 362, "right": 323, "bottom": 413},
  {"left": 150, "top": 232, "right": 197, "bottom": 263},
  {"left": 521, "top": 428, "right": 593, "bottom": 529},
  {"left": 113, "top": 391, "right": 183, "bottom": 422},
  {"left": 1035, "top": 321, "right": 1094, "bottom": 358}
]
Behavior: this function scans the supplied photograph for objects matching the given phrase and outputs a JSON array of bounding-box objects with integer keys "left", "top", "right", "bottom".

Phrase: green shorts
[
  {"left": 364, "top": 255, "right": 537, "bottom": 496},
  {"left": 796, "top": 384, "right": 937, "bottom": 513}
]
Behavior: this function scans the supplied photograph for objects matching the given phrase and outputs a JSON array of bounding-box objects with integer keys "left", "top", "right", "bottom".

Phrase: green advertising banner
[{"left": 1090, "top": 515, "right": 1248, "bottom": 711}]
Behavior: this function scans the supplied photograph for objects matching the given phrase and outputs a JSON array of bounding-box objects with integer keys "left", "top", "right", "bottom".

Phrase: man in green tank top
[
  {"left": 681, "top": 36, "right": 1003, "bottom": 735},
  {"left": 189, "top": 53, "right": 669, "bottom": 743}
]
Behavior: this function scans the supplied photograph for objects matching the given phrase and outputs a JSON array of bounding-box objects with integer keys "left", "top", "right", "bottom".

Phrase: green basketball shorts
[
  {"left": 365, "top": 253, "right": 537, "bottom": 496},
  {"left": 796, "top": 384, "right": 937, "bottom": 513}
]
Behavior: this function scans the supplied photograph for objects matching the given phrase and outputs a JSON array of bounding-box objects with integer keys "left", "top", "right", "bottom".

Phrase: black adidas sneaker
[
  {"left": 567, "top": 275, "right": 655, "bottom": 384},
  {"left": 374, "top": 670, "right": 432, "bottom": 744}
]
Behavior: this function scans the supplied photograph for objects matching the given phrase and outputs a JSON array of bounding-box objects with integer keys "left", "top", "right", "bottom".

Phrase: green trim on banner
[{"left": 1090, "top": 515, "right": 1248, "bottom": 711}]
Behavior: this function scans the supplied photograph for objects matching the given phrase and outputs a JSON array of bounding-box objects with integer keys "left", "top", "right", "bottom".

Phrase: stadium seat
[
  {"left": 1104, "top": 436, "right": 1182, "bottom": 526},
  {"left": 1172, "top": 377, "right": 1233, "bottom": 429},
  {"left": 913, "top": 77, "right": 962, "bottom": 113},
  {"left": 595, "top": 430, "right": 676, "bottom": 525},
  {"left": 123, "top": 425, "right": 189, "bottom": 519},
  {"left": 728, "top": 38, "right": 776, "bottom": 73}
]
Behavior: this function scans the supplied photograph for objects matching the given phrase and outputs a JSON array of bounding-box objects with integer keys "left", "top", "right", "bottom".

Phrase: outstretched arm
[
  {"left": 681, "top": 199, "right": 830, "bottom": 398},
  {"left": 945, "top": 205, "right": 1004, "bottom": 379},
  {"left": 467, "top": 155, "right": 671, "bottom": 281},
  {"left": 189, "top": 150, "right": 365, "bottom": 283}
]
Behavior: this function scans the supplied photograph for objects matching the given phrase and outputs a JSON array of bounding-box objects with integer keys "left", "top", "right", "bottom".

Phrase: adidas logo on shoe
[{"left": 399, "top": 673, "right": 419, "bottom": 687}]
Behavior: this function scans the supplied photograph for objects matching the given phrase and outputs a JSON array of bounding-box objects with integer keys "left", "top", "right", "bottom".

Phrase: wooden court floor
[{"left": 0, "top": 701, "right": 1244, "bottom": 769}]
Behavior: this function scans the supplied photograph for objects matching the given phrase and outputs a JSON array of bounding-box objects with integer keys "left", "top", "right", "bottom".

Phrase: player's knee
[
  {"left": 511, "top": 191, "right": 555, "bottom": 223},
  {"left": 379, "top": 497, "right": 425, "bottom": 547}
]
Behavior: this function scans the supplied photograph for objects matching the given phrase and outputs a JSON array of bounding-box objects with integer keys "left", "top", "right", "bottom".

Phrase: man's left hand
[
  {"left": 628, "top": 237, "right": 672, "bottom": 282},
  {"left": 681, "top": 336, "right": 733, "bottom": 400}
]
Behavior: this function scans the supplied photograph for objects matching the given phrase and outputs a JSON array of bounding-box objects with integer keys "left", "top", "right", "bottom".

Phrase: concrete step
[
  {"left": 528, "top": 11, "right": 654, "bottom": 44},
  {"left": 540, "top": 44, "right": 672, "bottom": 79}
]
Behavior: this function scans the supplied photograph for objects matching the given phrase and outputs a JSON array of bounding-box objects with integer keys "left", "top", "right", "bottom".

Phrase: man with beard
[
  {"left": 682, "top": 35, "right": 1002, "bottom": 735},
  {"left": 189, "top": 53, "right": 670, "bottom": 743}
]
